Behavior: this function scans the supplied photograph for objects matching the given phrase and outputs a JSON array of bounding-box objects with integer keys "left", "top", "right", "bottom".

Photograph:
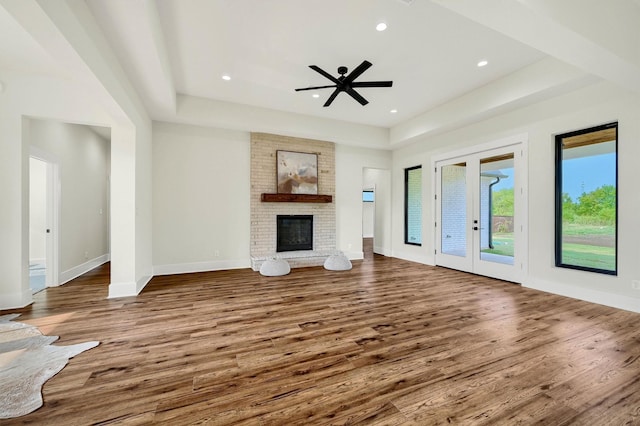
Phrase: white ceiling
[
  {"left": 0, "top": 4, "right": 62, "bottom": 75},
  {"left": 1, "top": 0, "right": 638, "bottom": 147},
  {"left": 85, "top": 0, "right": 546, "bottom": 128}
]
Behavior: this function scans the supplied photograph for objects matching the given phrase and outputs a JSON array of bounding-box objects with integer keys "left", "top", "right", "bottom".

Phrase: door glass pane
[
  {"left": 441, "top": 163, "right": 467, "bottom": 257},
  {"left": 479, "top": 154, "right": 514, "bottom": 265},
  {"left": 405, "top": 166, "right": 422, "bottom": 245}
]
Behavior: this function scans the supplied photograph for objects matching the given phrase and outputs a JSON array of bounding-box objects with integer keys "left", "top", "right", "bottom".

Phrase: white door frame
[
  {"left": 432, "top": 134, "right": 528, "bottom": 283},
  {"left": 30, "top": 146, "right": 60, "bottom": 287}
]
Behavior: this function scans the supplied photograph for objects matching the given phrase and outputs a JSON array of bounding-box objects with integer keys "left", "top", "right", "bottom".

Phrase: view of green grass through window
[
  {"left": 555, "top": 123, "right": 617, "bottom": 274},
  {"left": 479, "top": 154, "right": 515, "bottom": 264},
  {"left": 481, "top": 181, "right": 515, "bottom": 258}
]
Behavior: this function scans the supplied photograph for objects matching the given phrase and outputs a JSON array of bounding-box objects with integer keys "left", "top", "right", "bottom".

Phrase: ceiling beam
[
  {"left": 0, "top": 0, "right": 149, "bottom": 125},
  {"left": 432, "top": 0, "right": 640, "bottom": 95},
  {"left": 143, "top": 0, "right": 176, "bottom": 114},
  {"left": 390, "top": 57, "right": 597, "bottom": 146},
  {"left": 85, "top": 0, "right": 177, "bottom": 116}
]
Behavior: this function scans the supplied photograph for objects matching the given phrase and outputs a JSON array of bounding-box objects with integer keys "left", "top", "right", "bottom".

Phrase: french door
[{"left": 435, "top": 142, "right": 526, "bottom": 283}]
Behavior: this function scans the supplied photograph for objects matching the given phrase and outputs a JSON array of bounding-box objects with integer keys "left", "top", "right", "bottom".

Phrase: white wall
[
  {"left": 392, "top": 81, "right": 640, "bottom": 312},
  {"left": 29, "top": 119, "right": 110, "bottom": 280},
  {"left": 135, "top": 122, "right": 153, "bottom": 291},
  {"left": 336, "top": 146, "right": 392, "bottom": 259},
  {"left": 362, "top": 201, "right": 374, "bottom": 238},
  {"left": 391, "top": 151, "right": 430, "bottom": 264},
  {"left": 152, "top": 122, "right": 251, "bottom": 274},
  {"left": 29, "top": 158, "right": 47, "bottom": 263}
]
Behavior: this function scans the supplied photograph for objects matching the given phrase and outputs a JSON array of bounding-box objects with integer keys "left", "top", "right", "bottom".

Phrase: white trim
[
  {"left": 525, "top": 278, "right": 640, "bottom": 313},
  {"left": 0, "top": 287, "right": 33, "bottom": 310},
  {"left": 153, "top": 259, "right": 251, "bottom": 276},
  {"left": 431, "top": 133, "right": 528, "bottom": 163},
  {"left": 59, "top": 254, "right": 110, "bottom": 285},
  {"left": 136, "top": 275, "right": 153, "bottom": 294},
  {"left": 344, "top": 251, "right": 364, "bottom": 261},
  {"left": 29, "top": 258, "right": 46, "bottom": 265},
  {"left": 108, "top": 281, "right": 138, "bottom": 299},
  {"left": 373, "top": 246, "right": 392, "bottom": 257},
  {"left": 30, "top": 146, "right": 60, "bottom": 164},
  {"left": 391, "top": 249, "right": 433, "bottom": 265}
]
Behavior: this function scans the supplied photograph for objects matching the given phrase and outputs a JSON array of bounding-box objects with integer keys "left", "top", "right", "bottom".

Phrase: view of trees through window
[
  {"left": 480, "top": 163, "right": 514, "bottom": 260},
  {"left": 555, "top": 123, "right": 617, "bottom": 274}
]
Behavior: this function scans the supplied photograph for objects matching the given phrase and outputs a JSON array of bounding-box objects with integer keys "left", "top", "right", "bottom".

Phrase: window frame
[
  {"left": 554, "top": 122, "right": 618, "bottom": 275},
  {"left": 404, "top": 165, "right": 422, "bottom": 246}
]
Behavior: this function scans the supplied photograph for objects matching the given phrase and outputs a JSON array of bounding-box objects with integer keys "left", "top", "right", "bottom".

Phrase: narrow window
[
  {"left": 404, "top": 166, "right": 422, "bottom": 245},
  {"left": 362, "top": 190, "right": 374, "bottom": 202},
  {"left": 555, "top": 122, "right": 617, "bottom": 275}
]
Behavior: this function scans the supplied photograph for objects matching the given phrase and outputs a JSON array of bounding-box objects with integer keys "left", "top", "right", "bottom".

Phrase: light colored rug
[{"left": 0, "top": 314, "right": 99, "bottom": 419}]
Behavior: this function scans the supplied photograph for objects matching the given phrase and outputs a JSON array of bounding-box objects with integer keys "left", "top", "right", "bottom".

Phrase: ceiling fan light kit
[{"left": 295, "top": 60, "right": 393, "bottom": 107}]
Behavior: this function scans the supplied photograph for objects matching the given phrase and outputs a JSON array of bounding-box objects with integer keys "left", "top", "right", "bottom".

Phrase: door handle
[{"left": 473, "top": 226, "right": 478, "bottom": 231}]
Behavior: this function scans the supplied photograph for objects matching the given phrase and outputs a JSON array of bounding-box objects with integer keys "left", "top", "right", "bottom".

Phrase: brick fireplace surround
[{"left": 250, "top": 132, "right": 336, "bottom": 271}]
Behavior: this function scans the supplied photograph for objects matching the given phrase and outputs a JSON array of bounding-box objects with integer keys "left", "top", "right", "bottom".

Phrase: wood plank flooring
[{"left": 2, "top": 253, "right": 640, "bottom": 425}]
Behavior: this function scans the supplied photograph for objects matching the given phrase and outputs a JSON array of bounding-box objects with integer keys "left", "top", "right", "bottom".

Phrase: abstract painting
[{"left": 276, "top": 150, "right": 318, "bottom": 194}]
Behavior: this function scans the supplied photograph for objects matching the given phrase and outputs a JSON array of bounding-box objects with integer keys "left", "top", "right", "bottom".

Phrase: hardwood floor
[{"left": 2, "top": 254, "right": 640, "bottom": 425}]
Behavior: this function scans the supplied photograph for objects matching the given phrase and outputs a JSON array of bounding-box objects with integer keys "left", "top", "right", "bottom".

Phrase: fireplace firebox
[{"left": 277, "top": 215, "right": 313, "bottom": 252}]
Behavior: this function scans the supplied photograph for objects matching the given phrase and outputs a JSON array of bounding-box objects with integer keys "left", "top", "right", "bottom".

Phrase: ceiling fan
[{"left": 295, "top": 60, "right": 393, "bottom": 107}]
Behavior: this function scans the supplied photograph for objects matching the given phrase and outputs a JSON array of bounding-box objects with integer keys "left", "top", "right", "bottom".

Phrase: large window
[
  {"left": 404, "top": 166, "right": 422, "bottom": 245},
  {"left": 555, "top": 122, "right": 617, "bottom": 275}
]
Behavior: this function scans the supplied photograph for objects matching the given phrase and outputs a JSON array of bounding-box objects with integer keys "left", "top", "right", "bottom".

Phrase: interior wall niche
[{"left": 250, "top": 132, "right": 335, "bottom": 269}]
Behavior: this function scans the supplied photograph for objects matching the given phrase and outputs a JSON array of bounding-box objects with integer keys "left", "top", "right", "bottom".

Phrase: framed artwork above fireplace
[{"left": 277, "top": 150, "right": 318, "bottom": 194}]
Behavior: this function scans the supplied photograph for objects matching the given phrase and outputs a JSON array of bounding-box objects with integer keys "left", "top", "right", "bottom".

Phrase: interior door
[{"left": 435, "top": 143, "right": 525, "bottom": 283}]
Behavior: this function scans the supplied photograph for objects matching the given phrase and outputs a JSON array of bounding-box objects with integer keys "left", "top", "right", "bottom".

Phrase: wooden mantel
[{"left": 261, "top": 193, "right": 333, "bottom": 203}]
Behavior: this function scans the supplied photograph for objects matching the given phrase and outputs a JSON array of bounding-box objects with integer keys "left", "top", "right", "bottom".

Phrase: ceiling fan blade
[
  {"left": 323, "top": 88, "right": 342, "bottom": 107},
  {"left": 346, "top": 88, "right": 369, "bottom": 106},
  {"left": 351, "top": 81, "right": 393, "bottom": 88},
  {"left": 309, "top": 65, "right": 341, "bottom": 84},
  {"left": 344, "top": 60, "right": 372, "bottom": 84},
  {"left": 295, "top": 85, "right": 337, "bottom": 92}
]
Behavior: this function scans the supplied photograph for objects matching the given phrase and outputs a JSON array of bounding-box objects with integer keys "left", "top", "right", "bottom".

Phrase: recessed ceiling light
[
  {"left": 390, "top": 109, "right": 398, "bottom": 114},
  {"left": 376, "top": 22, "right": 387, "bottom": 32},
  {"left": 312, "top": 94, "right": 320, "bottom": 98},
  {"left": 222, "top": 75, "right": 231, "bottom": 81},
  {"left": 477, "top": 60, "right": 488, "bottom": 67}
]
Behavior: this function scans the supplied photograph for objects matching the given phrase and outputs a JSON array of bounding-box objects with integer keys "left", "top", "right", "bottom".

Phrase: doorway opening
[
  {"left": 29, "top": 152, "right": 59, "bottom": 293},
  {"left": 362, "top": 188, "right": 375, "bottom": 259},
  {"left": 362, "top": 168, "right": 391, "bottom": 260}
]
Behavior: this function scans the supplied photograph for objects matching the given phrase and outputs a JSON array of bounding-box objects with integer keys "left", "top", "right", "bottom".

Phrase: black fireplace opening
[{"left": 277, "top": 215, "right": 313, "bottom": 252}]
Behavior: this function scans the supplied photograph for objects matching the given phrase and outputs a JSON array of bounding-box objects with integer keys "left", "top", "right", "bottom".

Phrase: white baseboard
[
  {"left": 373, "top": 246, "right": 392, "bottom": 257},
  {"left": 0, "top": 287, "right": 33, "bottom": 310},
  {"left": 525, "top": 278, "right": 640, "bottom": 313},
  {"left": 108, "top": 281, "right": 138, "bottom": 299},
  {"left": 136, "top": 275, "right": 153, "bottom": 294},
  {"left": 344, "top": 251, "right": 364, "bottom": 261},
  {"left": 391, "top": 249, "right": 433, "bottom": 266},
  {"left": 153, "top": 259, "right": 251, "bottom": 276},
  {"left": 59, "top": 254, "right": 110, "bottom": 285}
]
